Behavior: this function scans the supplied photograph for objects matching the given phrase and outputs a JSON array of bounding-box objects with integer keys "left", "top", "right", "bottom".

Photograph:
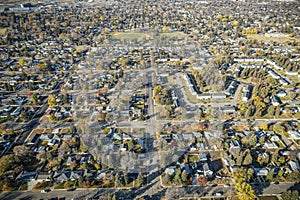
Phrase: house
[
  {"left": 276, "top": 90, "right": 287, "bottom": 97},
  {"left": 66, "top": 156, "right": 76, "bottom": 166},
  {"left": 222, "top": 106, "right": 236, "bottom": 113},
  {"left": 265, "top": 142, "right": 278, "bottom": 149},
  {"left": 199, "top": 152, "right": 208, "bottom": 162},
  {"left": 279, "top": 78, "right": 289, "bottom": 86},
  {"left": 165, "top": 166, "right": 176, "bottom": 175},
  {"left": 271, "top": 96, "right": 281, "bottom": 106},
  {"left": 36, "top": 172, "right": 51, "bottom": 181},
  {"left": 48, "top": 139, "right": 58, "bottom": 146},
  {"left": 197, "top": 94, "right": 211, "bottom": 100},
  {"left": 69, "top": 171, "right": 83, "bottom": 180},
  {"left": 255, "top": 168, "right": 269, "bottom": 176},
  {"left": 288, "top": 130, "right": 300, "bottom": 140},
  {"left": 230, "top": 140, "right": 240, "bottom": 148},
  {"left": 289, "top": 160, "right": 300, "bottom": 171},
  {"left": 39, "top": 134, "right": 54, "bottom": 141},
  {"left": 242, "top": 91, "right": 250, "bottom": 101},
  {"left": 211, "top": 93, "right": 226, "bottom": 99},
  {"left": 16, "top": 171, "right": 38, "bottom": 183},
  {"left": 96, "top": 170, "right": 111, "bottom": 180},
  {"left": 203, "top": 163, "right": 213, "bottom": 177},
  {"left": 267, "top": 68, "right": 280, "bottom": 79},
  {"left": 270, "top": 135, "right": 280, "bottom": 142},
  {"left": 27, "top": 134, "right": 40, "bottom": 146},
  {"left": 285, "top": 71, "right": 298, "bottom": 76},
  {"left": 53, "top": 171, "right": 71, "bottom": 181}
]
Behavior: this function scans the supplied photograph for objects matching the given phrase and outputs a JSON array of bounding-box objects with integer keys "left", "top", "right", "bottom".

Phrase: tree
[
  {"left": 181, "top": 170, "right": 188, "bottom": 184},
  {"left": 197, "top": 176, "right": 207, "bottom": 185},
  {"left": 162, "top": 26, "right": 169, "bottom": 33},
  {"left": 0, "top": 155, "right": 19, "bottom": 175},
  {"left": 13, "top": 145, "right": 29, "bottom": 157},
  {"left": 275, "top": 106, "right": 281, "bottom": 117},
  {"left": 285, "top": 171, "right": 300, "bottom": 182},
  {"left": 98, "top": 110, "right": 106, "bottom": 122},
  {"left": 127, "top": 139, "right": 135, "bottom": 151},
  {"left": 281, "top": 190, "right": 299, "bottom": 200},
  {"left": 266, "top": 168, "right": 274, "bottom": 182},
  {"left": 259, "top": 123, "right": 269, "bottom": 131},
  {"left": 32, "top": 93, "right": 38, "bottom": 105},
  {"left": 107, "top": 193, "right": 112, "bottom": 200},
  {"left": 272, "top": 124, "right": 286, "bottom": 135},
  {"left": 242, "top": 150, "right": 253, "bottom": 166},
  {"left": 235, "top": 182, "right": 256, "bottom": 200},
  {"left": 232, "top": 167, "right": 252, "bottom": 183},
  {"left": 48, "top": 95, "right": 57, "bottom": 106},
  {"left": 124, "top": 173, "right": 129, "bottom": 186},
  {"left": 173, "top": 169, "right": 182, "bottom": 185},
  {"left": 162, "top": 173, "right": 170, "bottom": 185},
  {"left": 136, "top": 173, "right": 145, "bottom": 187},
  {"left": 19, "top": 58, "right": 25, "bottom": 67},
  {"left": 115, "top": 173, "right": 124, "bottom": 187}
]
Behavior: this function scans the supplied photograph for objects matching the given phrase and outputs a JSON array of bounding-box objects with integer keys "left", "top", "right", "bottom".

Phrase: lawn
[{"left": 112, "top": 32, "right": 151, "bottom": 40}]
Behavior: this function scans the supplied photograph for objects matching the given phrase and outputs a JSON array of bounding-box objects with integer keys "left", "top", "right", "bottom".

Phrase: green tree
[
  {"left": 266, "top": 168, "right": 274, "bottom": 182},
  {"left": 272, "top": 124, "right": 286, "bottom": 135},
  {"left": 232, "top": 167, "right": 252, "bottom": 183},
  {"left": 181, "top": 170, "right": 188, "bottom": 184},
  {"left": 136, "top": 173, "right": 145, "bottom": 187},
  {"left": 32, "top": 94, "right": 38, "bottom": 104},
  {"left": 127, "top": 139, "right": 134, "bottom": 151},
  {"left": 173, "top": 169, "right": 182, "bottom": 185}
]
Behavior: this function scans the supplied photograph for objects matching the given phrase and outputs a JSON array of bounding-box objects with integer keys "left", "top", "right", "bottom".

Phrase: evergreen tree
[
  {"left": 181, "top": 170, "right": 188, "bottom": 183},
  {"left": 266, "top": 168, "right": 274, "bottom": 182},
  {"left": 136, "top": 173, "right": 145, "bottom": 187}
]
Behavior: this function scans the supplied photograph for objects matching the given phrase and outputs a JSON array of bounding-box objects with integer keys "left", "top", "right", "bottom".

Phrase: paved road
[
  {"left": 0, "top": 182, "right": 297, "bottom": 200},
  {"left": 0, "top": 189, "right": 97, "bottom": 200}
]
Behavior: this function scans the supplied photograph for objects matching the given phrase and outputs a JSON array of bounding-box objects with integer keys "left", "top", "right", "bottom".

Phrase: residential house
[
  {"left": 265, "top": 142, "right": 278, "bottom": 149},
  {"left": 288, "top": 130, "right": 300, "bottom": 140},
  {"left": 16, "top": 171, "right": 38, "bottom": 183},
  {"left": 203, "top": 162, "right": 213, "bottom": 177}
]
